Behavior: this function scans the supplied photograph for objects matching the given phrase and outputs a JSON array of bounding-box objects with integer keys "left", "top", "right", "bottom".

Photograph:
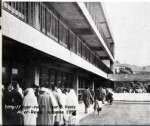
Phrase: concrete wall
[
  {"left": 102, "top": 60, "right": 110, "bottom": 68},
  {"left": 2, "top": 10, "right": 108, "bottom": 79},
  {"left": 113, "top": 93, "right": 150, "bottom": 101}
]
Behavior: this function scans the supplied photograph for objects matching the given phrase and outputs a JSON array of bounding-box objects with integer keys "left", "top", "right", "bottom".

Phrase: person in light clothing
[
  {"left": 37, "top": 84, "right": 54, "bottom": 125},
  {"left": 94, "top": 88, "right": 102, "bottom": 116},
  {"left": 16, "top": 82, "right": 24, "bottom": 98},
  {"left": 67, "top": 89, "right": 79, "bottom": 125},
  {"left": 23, "top": 87, "right": 39, "bottom": 125}
]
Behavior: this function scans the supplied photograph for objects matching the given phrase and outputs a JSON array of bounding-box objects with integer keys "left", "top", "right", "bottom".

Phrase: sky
[{"left": 104, "top": 2, "right": 150, "bottom": 66}]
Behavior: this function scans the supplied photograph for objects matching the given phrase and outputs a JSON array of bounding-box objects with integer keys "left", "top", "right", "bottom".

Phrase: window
[
  {"left": 41, "top": 4, "right": 46, "bottom": 33},
  {"left": 34, "top": 3, "right": 40, "bottom": 30},
  {"left": 56, "top": 71, "right": 62, "bottom": 87},
  {"left": 59, "top": 22, "right": 68, "bottom": 48},
  {"left": 12, "top": 68, "right": 18, "bottom": 75},
  {"left": 77, "top": 38, "right": 82, "bottom": 56},
  {"left": 2, "top": 67, "right": 6, "bottom": 74},
  {"left": 82, "top": 43, "right": 86, "bottom": 59},
  {"left": 46, "top": 9, "right": 52, "bottom": 36},
  {"left": 39, "top": 68, "right": 49, "bottom": 86},
  {"left": 61, "top": 73, "right": 67, "bottom": 88},
  {"left": 69, "top": 31, "right": 77, "bottom": 53},
  {"left": 49, "top": 70, "right": 56, "bottom": 85},
  {"left": 51, "top": 14, "right": 58, "bottom": 40}
]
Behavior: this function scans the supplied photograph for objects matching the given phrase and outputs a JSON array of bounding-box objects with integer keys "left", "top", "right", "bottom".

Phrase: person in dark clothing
[
  {"left": 94, "top": 88, "right": 100, "bottom": 101},
  {"left": 106, "top": 89, "right": 113, "bottom": 105},
  {"left": 2, "top": 83, "right": 23, "bottom": 125},
  {"left": 82, "top": 87, "right": 93, "bottom": 113}
]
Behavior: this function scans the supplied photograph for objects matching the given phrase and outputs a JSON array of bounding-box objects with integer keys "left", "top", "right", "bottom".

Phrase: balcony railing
[
  {"left": 3, "top": 2, "right": 112, "bottom": 74},
  {"left": 84, "top": 2, "right": 114, "bottom": 56}
]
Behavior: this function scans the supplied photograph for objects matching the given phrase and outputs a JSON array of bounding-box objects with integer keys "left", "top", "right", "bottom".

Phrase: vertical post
[
  {"left": 110, "top": 60, "right": 113, "bottom": 72},
  {"left": 92, "top": 79, "right": 94, "bottom": 90},
  {"left": 0, "top": 12, "right": 2, "bottom": 125},
  {"left": 73, "top": 74, "right": 79, "bottom": 99},
  {"left": 35, "top": 67, "right": 39, "bottom": 86},
  {"left": 57, "top": 16, "right": 60, "bottom": 43},
  {"left": 76, "top": 75, "right": 79, "bottom": 97}
]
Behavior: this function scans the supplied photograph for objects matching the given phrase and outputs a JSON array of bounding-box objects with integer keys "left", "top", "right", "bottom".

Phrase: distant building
[{"left": 114, "top": 65, "right": 133, "bottom": 74}]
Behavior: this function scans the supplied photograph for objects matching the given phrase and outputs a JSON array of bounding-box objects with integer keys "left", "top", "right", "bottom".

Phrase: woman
[
  {"left": 37, "top": 84, "right": 54, "bottom": 125},
  {"left": 68, "top": 89, "right": 79, "bottom": 125},
  {"left": 52, "top": 86, "right": 64, "bottom": 125},
  {"left": 47, "top": 86, "right": 60, "bottom": 125},
  {"left": 23, "top": 87, "right": 39, "bottom": 125}
]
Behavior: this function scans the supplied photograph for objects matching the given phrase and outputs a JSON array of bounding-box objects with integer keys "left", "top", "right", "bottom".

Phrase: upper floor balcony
[
  {"left": 84, "top": 2, "right": 115, "bottom": 57},
  {"left": 2, "top": 2, "right": 113, "bottom": 74}
]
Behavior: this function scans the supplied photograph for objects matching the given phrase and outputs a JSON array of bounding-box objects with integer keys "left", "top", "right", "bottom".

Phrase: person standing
[
  {"left": 52, "top": 85, "right": 64, "bottom": 125},
  {"left": 101, "top": 87, "right": 106, "bottom": 104},
  {"left": 82, "top": 87, "right": 93, "bottom": 113},
  {"left": 68, "top": 89, "right": 79, "bottom": 125},
  {"left": 22, "top": 85, "right": 39, "bottom": 125},
  {"left": 3, "top": 83, "right": 23, "bottom": 125},
  {"left": 16, "top": 82, "right": 24, "bottom": 98},
  {"left": 37, "top": 84, "right": 54, "bottom": 125}
]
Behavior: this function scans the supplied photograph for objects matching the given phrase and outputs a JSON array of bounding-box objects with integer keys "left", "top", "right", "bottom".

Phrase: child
[{"left": 94, "top": 100, "right": 102, "bottom": 116}]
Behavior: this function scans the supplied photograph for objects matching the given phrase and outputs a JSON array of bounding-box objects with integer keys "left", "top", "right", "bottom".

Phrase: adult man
[{"left": 82, "top": 87, "right": 93, "bottom": 113}]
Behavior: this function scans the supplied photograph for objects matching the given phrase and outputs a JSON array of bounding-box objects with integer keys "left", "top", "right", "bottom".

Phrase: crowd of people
[
  {"left": 115, "top": 86, "right": 147, "bottom": 93},
  {"left": 2, "top": 81, "right": 114, "bottom": 125},
  {"left": 2, "top": 82, "right": 79, "bottom": 126},
  {"left": 82, "top": 87, "right": 113, "bottom": 115}
]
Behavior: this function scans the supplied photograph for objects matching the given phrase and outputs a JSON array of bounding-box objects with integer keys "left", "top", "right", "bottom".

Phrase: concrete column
[
  {"left": 73, "top": 74, "right": 79, "bottom": 98},
  {"left": 35, "top": 67, "right": 39, "bottom": 86},
  {"left": 92, "top": 79, "right": 94, "bottom": 90},
  {"left": 110, "top": 61, "right": 114, "bottom": 72},
  {"left": 0, "top": 25, "right": 2, "bottom": 125}
]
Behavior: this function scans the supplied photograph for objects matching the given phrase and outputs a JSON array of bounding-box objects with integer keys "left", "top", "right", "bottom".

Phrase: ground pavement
[{"left": 79, "top": 101, "right": 150, "bottom": 125}]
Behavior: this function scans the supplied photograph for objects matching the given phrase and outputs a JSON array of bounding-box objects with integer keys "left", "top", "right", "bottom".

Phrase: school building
[{"left": 2, "top": 2, "right": 115, "bottom": 100}]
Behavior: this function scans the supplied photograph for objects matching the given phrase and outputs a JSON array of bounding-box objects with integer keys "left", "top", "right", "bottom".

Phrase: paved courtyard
[{"left": 79, "top": 101, "right": 150, "bottom": 125}]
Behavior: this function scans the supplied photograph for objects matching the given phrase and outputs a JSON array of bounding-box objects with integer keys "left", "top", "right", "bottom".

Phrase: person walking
[
  {"left": 82, "top": 87, "right": 93, "bottom": 113},
  {"left": 106, "top": 89, "right": 113, "bottom": 105},
  {"left": 94, "top": 88, "right": 102, "bottom": 116}
]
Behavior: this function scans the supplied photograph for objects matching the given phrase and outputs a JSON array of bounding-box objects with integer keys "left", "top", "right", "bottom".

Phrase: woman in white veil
[
  {"left": 23, "top": 88, "right": 39, "bottom": 125},
  {"left": 67, "top": 89, "right": 79, "bottom": 125}
]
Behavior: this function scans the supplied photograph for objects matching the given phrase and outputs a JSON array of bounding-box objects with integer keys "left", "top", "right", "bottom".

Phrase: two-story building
[{"left": 2, "top": 2, "right": 115, "bottom": 100}]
